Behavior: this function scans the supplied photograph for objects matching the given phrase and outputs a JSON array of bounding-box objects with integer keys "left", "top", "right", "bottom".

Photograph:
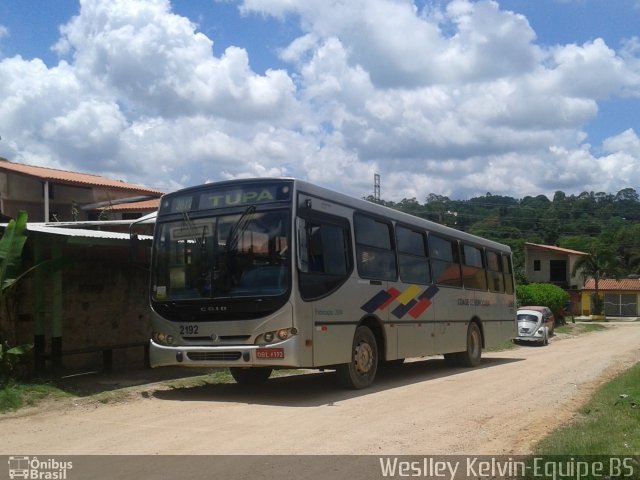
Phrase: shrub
[
  {"left": 0, "top": 340, "right": 33, "bottom": 386},
  {"left": 516, "top": 283, "right": 569, "bottom": 313}
]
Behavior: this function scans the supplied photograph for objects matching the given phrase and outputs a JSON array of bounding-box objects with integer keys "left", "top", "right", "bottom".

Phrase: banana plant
[
  {"left": 0, "top": 211, "right": 72, "bottom": 383},
  {"left": 0, "top": 211, "right": 43, "bottom": 383},
  {"left": 0, "top": 210, "right": 68, "bottom": 295},
  {"left": 0, "top": 210, "right": 28, "bottom": 292}
]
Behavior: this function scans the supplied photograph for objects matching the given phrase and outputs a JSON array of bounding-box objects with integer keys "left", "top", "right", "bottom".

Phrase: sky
[{"left": 0, "top": 0, "right": 639, "bottom": 202}]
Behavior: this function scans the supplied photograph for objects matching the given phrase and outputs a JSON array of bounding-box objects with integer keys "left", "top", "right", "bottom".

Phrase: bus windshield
[{"left": 151, "top": 209, "right": 290, "bottom": 301}]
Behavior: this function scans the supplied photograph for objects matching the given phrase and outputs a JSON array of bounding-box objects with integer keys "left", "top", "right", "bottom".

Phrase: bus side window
[
  {"left": 486, "top": 250, "right": 505, "bottom": 293},
  {"left": 503, "top": 253, "right": 515, "bottom": 294},
  {"left": 354, "top": 213, "right": 397, "bottom": 281},
  {"left": 462, "top": 243, "right": 487, "bottom": 290},
  {"left": 396, "top": 225, "right": 431, "bottom": 284},
  {"left": 429, "top": 235, "right": 462, "bottom": 287}
]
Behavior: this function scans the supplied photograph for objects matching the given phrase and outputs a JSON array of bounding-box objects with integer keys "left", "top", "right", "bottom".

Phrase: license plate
[{"left": 256, "top": 348, "right": 284, "bottom": 359}]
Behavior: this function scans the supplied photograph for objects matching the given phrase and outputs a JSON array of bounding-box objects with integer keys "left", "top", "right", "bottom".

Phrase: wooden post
[
  {"left": 51, "top": 240, "right": 63, "bottom": 371},
  {"left": 33, "top": 236, "right": 46, "bottom": 372}
]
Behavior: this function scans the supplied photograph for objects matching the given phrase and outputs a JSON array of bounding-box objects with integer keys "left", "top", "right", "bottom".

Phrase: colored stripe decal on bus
[
  {"left": 396, "top": 284, "right": 422, "bottom": 305},
  {"left": 420, "top": 285, "right": 439, "bottom": 301},
  {"left": 360, "top": 287, "right": 401, "bottom": 314},
  {"left": 408, "top": 298, "right": 432, "bottom": 318},
  {"left": 392, "top": 299, "right": 417, "bottom": 318},
  {"left": 361, "top": 285, "right": 440, "bottom": 319},
  {"left": 378, "top": 287, "right": 401, "bottom": 310}
]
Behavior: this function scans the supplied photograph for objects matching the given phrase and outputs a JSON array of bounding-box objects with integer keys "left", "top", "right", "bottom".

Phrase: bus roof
[{"left": 162, "top": 177, "right": 511, "bottom": 254}]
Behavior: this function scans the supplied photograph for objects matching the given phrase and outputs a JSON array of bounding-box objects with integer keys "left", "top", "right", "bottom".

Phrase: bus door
[{"left": 296, "top": 208, "right": 356, "bottom": 367}]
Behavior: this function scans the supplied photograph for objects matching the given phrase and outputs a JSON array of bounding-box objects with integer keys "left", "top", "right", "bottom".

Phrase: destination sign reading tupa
[{"left": 162, "top": 181, "right": 293, "bottom": 214}]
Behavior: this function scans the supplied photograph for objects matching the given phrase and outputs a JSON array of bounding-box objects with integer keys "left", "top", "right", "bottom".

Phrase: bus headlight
[
  {"left": 153, "top": 332, "right": 175, "bottom": 345},
  {"left": 258, "top": 328, "right": 297, "bottom": 344},
  {"left": 277, "top": 329, "right": 290, "bottom": 340}
]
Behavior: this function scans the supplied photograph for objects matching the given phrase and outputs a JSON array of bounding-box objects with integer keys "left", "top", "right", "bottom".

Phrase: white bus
[{"left": 149, "top": 178, "right": 516, "bottom": 389}]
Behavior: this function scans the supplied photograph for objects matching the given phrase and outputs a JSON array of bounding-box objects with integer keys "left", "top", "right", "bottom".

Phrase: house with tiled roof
[
  {"left": 0, "top": 158, "right": 163, "bottom": 222},
  {"left": 581, "top": 278, "right": 640, "bottom": 317},
  {"left": 524, "top": 242, "right": 588, "bottom": 289}
]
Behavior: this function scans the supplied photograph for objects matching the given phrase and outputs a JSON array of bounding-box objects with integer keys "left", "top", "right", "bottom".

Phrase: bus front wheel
[
  {"left": 336, "top": 326, "right": 378, "bottom": 389},
  {"left": 229, "top": 367, "right": 273, "bottom": 385}
]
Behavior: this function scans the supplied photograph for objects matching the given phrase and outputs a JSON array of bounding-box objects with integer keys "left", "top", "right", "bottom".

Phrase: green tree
[
  {"left": 571, "top": 246, "right": 622, "bottom": 315},
  {"left": 615, "top": 224, "right": 640, "bottom": 273}
]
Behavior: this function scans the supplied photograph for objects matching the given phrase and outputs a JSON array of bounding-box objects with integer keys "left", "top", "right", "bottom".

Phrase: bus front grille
[{"left": 186, "top": 351, "right": 243, "bottom": 361}]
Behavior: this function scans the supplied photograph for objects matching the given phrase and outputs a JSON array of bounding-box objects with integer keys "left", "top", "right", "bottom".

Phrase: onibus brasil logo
[{"left": 8, "top": 456, "right": 73, "bottom": 479}]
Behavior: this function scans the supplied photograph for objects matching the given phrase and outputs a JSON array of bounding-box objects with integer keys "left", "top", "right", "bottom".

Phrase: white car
[{"left": 515, "top": 306, "right": 555, "bottom": 345}]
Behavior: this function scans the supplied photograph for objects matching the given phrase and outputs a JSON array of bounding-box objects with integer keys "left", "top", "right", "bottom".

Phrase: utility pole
[{"left": 374, "top": 173, "right": 380, "bottom": 203}]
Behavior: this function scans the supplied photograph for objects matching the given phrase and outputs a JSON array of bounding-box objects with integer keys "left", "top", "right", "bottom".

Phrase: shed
[{"left": 1, "top": 219, "right": 154, "bottom": 372}]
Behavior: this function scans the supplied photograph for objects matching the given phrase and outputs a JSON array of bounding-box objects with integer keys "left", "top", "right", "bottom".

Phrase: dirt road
[{"left": 2, "top": 322, "right": 640, "bottom": 456}]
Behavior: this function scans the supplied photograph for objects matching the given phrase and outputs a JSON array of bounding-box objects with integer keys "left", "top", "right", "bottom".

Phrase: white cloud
[
  {"left": 242, "top": 0, "right": 640, "bottom": 199},
  {"left": 54, "top": 0, "right": 298, "bottom": 121},
  {"left": 0, "top": 0, "right": 639, "bottom": 201}
]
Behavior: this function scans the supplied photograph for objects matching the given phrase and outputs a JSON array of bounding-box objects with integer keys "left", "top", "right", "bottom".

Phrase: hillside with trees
[{"left": 366, "top": 188, "right": 640, "bottom": 283}]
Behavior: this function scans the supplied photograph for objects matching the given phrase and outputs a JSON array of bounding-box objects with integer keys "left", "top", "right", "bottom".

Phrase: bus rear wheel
[
  {"left": 457, "top": 322, "right": 482, "bottom": 367},
  {"left": 336, "top": 326, "right": 378, "bottom": 389},
  {"left": 229, "top": 367, "right": 273, "bottom": 385}
]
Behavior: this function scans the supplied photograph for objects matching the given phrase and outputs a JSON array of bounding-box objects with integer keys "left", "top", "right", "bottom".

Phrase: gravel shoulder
[{"left": 2, "top": 322, "right": 640, "bottom": 455}]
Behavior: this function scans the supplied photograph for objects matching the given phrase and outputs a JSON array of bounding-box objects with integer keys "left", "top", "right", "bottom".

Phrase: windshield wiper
[
  {"left": 226, "top": 205, "right": 256, "bottom": 253},
  {"left": 220, "top": 205, "right": 257, "bottom": 289},
  {"left": 181, "top": 211, "right": 204, "bottom": 245}
]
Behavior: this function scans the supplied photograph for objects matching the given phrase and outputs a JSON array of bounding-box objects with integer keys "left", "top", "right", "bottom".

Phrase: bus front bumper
[{"left": 149, "top": 338, "right": 301, "bottom": 368}]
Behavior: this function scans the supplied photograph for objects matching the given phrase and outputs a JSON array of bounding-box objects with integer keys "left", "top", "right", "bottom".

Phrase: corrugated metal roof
[
  {"left": 583, "top": 278, "right": 640, "bottom": 291},
  {"left": 0, "top": 160, "right": 164, "bottom": 195},
  {"left": 525, "top": 242, "right": 587, "bottom": 256},
  {"left": 28, "top": 224, "right": 131, "bottom": 239},
  {"left": 26, "top": 224, "right": 152, "bottom": 241}
]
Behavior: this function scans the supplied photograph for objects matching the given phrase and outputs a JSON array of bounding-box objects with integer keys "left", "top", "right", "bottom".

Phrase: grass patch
[
  {"left": 556, "top": 323, "right": 607, "bottom": 335},
  {"left": 163, "top": 369, "right": 233, "bottom": 389},
  {"left": 534, "top": 362, "right": 640, "bottom": 455},
  {"left": 1, "top": 368, "right": 304, "bottom": 413},
  {"left": 520, "top": 363, "right": 640, "bottom": 479},
  {"left": 0, "top": 382, "right": 72, "bottom": 413},
  {"left": 163, "top": 368, "right": 303, "bottom": 389},
  {"left": 486, "top": 339, "right": 519, "bottom": 352}
]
